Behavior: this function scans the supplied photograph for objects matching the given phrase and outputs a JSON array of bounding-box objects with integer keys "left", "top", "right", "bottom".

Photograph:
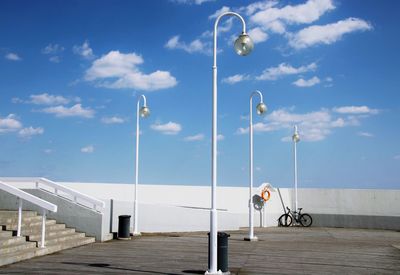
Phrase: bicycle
[{"left": 278, "top": 207, "right": 312, "bottom": 227}]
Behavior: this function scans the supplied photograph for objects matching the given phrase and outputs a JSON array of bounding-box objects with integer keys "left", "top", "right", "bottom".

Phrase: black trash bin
[
  {"left": 207, "top": 232, "right": 231, "bottom": 272},
  {"left": 118, "top": 215, "right": 131, "bottom": 240}
]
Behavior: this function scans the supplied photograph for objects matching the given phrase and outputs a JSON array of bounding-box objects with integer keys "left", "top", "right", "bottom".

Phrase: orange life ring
[{"left": 261, "top": 188, "right": 271, "bottom": 202}]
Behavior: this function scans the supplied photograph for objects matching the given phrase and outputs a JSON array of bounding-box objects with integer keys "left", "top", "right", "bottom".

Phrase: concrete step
[
  {"left": 0, "top": 240, "right": 37, "bottom": 254},
  {"left": 0, "top": 215, "right": 44, "bottom": 224},
  {"left": 0, "top": 210, "right": 37, "bottom": 218},
  {"left": 0, "top": 236, "right": 26, "bottom": 247},
  {"left": 19, "top": 223, "right": 66, "bottom": 236},
  {"left": 0, "top": 248, "right": 38, "bottom": 267},
  {"left": 28, "top": 228, "right": 76, "bottom": 241},
  {"left": 0, "top": 230, "right": 12, "bottom": 238},
  {"left": 36, "top": 236, "right": 95, "bottom": 256},
  {"left": 3, "top": 219, "right": 57, "bottom": 231},
  {"left": 36, "top": 232, "right": 86, "bottom": 247}
]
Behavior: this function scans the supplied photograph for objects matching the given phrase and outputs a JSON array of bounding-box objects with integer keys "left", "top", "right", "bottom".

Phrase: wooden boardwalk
[{"left": 1, "top": 227, "right": 399, "bottom": 274}]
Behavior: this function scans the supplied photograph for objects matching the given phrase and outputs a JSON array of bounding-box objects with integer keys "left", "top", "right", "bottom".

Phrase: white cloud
[
  {"left": 333, "top": 106, "right": 379, "bottom": 115},
  {"left": 81, "top": 145, "right": 94, "bottom": 153},
  {"left": 184, "top": 133, "right": 204, "bottom": 141},
  {"left": 217, "top": 134, "right": 225, "bottom": 141},
  {"left": 18, "top": 127, "right": 44, "bottom": 138},
  {"left": 256, "top": 62, "right": 317, "bottom": 81},
  {"left": 101, "top": 116, "right": 126, "bottom": 124},
  {"left": 73, "top": 40, "right": 95, "bottom": 59},
  {"left": 250, "top": 0, "right": 335, "bottom": 33},
  {"left": 5, "top": 53, "right": 21, "bottom": 61},
  {"left": 209, "top": 6, "right": 231, "bottom": 20},
  {"left": 0, "top": 114, "right": 22, "bottom": 133},
  {"left": 44, "top": 149, "right": 53, "bottom": 154},
  {"left": 289, "top": 17, "right": 372, "bottom": 49},
  {"left": 247, "top": 27, "right": 269, "bottom": 44},
  {"left": 293, "top": 76, "right": 320, "bottom": 87},
  {"left": 42, "top": 44, "right": 64, "bottom": 54},
  {"left": 41, "top": 104, "right": 95, "bottom": 118},
  {"left": 172, "top": 0, "right": 215, "bottom": 5},
  {"left": 165, "top": 35, "right": 212, "bottom": 55},
  {"left": 237, "top": 106, "right": 378, "bottom": 142},
  {"left": 358, "top": 132, "right": 373, "bottom": 138},
  {"left": 30, "top": 93, "right": 70, "bottom": 105},
  {"left": 85, "top": 51, "right": 177, "bottom": 91},
  {"left": 222, "top": 74, "right": 251, "bottom": 84},
  {"left": 151, "top": 121, "right": 182, "bottom": 135},
  {"left": 49, "top": 56, "right": 61, "bottom": 63}
]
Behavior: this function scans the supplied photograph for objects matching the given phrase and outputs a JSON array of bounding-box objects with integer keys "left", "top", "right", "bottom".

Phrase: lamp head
[
  {"left": 234, "top": 33, "right": 254, "bottom": 56},
  {"left": 256, "top": 102, "right": 267, "bottom": 115},
  {"left": 292, "top": 132, "right": 300, "bottom": 143},
  {"left": 139, "top": 106, "right": 150, "bottom": 118}
]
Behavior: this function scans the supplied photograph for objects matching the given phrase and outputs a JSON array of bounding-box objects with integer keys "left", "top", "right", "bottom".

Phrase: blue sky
[{"left": 0, "top": 0, "right": 399, "bottom": 189}]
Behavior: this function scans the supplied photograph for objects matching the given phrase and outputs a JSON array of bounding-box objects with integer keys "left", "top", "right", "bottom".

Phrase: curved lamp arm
[
  {"left": 213, "top": 12, "right": 247, "bottom": 67},
  {"left": 250, "top": 90, "right": 264, "bottom": 104}
]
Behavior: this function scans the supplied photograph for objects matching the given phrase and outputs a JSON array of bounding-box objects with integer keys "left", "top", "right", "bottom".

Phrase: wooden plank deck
[{"left": 1, "top": 227, "right": 399, "bottom": 274}]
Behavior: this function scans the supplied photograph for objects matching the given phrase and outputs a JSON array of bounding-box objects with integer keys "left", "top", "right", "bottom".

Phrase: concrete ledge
[{"left": 310, "top": 213, "right": 400, "bottom": 230}]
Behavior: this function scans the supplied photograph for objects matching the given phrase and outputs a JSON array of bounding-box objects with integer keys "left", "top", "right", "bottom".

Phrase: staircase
[{"left": 0, "top": 210, "right": 95, "bottom": 266}]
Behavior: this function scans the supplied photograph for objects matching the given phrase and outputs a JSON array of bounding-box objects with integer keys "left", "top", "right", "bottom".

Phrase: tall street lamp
[
  {"left": 207, "top": 12, "right": 253, "bottom": 275},
  {"left": 245, "top": 90, "right": 267, "bottom": 242},
  {"left": 134, "top": 95, "right": 150, "bottom": 236},
  {"left": 292, "top": 125, "right": 300, "bottom": 216}
]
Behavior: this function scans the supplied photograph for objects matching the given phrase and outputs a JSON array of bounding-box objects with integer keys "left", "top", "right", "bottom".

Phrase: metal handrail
[
  {"left": 0, "top": 181, "right": 57, "bottom": 248},
  {"left": 0, "top": 177, "right": 105, "bottom": 212}
]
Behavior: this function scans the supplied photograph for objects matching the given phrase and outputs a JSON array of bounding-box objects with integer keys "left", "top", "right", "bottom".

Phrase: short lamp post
[
  {"left": 292, "top": 125, "right": 300, "bottom": 215},
  {"left": 245, "top": 90, "right": 267, "bottom": 242},
  {"left": 207, "top": 11, "right": 253, "bottom": 275},
  {"left": 133, "top": 95, "right": 150, "bottom": 236}
]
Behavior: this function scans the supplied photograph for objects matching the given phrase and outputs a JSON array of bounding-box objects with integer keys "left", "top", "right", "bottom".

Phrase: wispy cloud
[
  {"left": 222, "top": 74, "right": 251, "bottom": 84},
  {"left": 41, "top": 104, "right": 95, "bottom": 118},
  {"left": 171, "top": 0, "right": 215, "bottom": 5},
  {"left": 293, "top": 76, "right": 320, "bottom": 87},
  {"left": 237, "top": 105, "right": 379, "bottom": 142},
  {"left": 184, "top": 133, "right": 204, "bottom": 141},
  {"left": 73, "top": 40, "right": 95, "bottom": 59},
  {"left": 18, "top": 127, "right": 44, "bottom": 138},
  {"left": 151, "top": 121, "right": 182, "bottom": 135},
  {"left": 165, "top": 35, "right": 212, "bottom": 55},
  {"left": 42, "top": 43, "right": 64, "bottom": 63},
  {"left": 5, "top": 53, "right": 21, "bottom": 61},
  {"left": 256, "top": 62, "right": 317, "bottom": 81},
  {"left": 0, "top": 114, "right": 22, "bottom": 133},
  {"left": 288, "top": 18, "right": 372, "bottom": 49},
  {"left": 358, "top": 132, "right": 374, "bottom": 138},
  {"left": 30, "top": 93, "right": 71, "bottom": 105},
  {"left": 101, "top": 116, "right": 126, "bottom": 124},
  {"left": 85, "top": 51, "right": 177, "bottom": 91},
  {"left": 333, "top": 106, "right": 379, "bottom": 115},
  {"left": 81, "top": 145, "right": 94, "bottom": 153}
]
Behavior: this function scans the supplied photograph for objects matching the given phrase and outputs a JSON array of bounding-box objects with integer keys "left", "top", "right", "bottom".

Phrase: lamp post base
[
  {"left": 244, "top": 236, "right": 258, "bottom": 242},
  {"left": 205, "top": 270, "right": 227, "bottom": 275},
  {"left": 132, "top": 232, "right": 142, "bottom": 237}
]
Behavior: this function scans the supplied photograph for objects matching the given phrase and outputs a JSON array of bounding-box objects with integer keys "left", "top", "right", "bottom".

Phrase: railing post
[
  {"left": 17, "top": 198, "right": 23, "bottom": 237},
  {"left": 41, "top": 209, "right": 46, "bottom": 248},
  {"left": 35, "top": 181, "right": 39, "bottom": 189}
]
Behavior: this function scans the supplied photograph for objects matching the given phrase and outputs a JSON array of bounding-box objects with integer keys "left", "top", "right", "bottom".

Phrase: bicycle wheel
[
  {"left": 278, "top": 214, "right": 292, "bottom": 227},
  {"left": 299, "top": 214, "right": 312, "bottom": 227}
]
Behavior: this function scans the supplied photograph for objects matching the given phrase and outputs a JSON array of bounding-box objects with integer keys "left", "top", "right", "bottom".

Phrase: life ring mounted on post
[{"left": 261, "top": 187, "right": 271, "bottom": 202}]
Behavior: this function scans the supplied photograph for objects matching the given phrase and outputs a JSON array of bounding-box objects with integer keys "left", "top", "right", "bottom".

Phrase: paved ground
[{"left": 1, "top": 227, "right": 399, "bottom": 274}]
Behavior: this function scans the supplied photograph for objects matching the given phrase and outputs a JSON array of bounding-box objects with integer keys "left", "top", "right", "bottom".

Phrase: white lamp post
[
  {"left": 133, "top": 95, "right": 150, "bottom": 236},
  {"left": 245, "top": 90, "right": 267, "bottom": 242},
  {"left": 292, "top": 125, "right": 300, "bottom": 216},
  {"left": 207, "top": 12, "right": 253, "bottom": 275}
]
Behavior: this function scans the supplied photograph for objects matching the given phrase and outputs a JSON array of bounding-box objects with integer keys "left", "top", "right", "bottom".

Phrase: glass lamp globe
[
  {"left": 292, "top": 133, "right": 300, "bottom": 143},
  {"left": 139, "top": 106, "right": 150, "bottom": 118},
  {"left": 256, "top": 102, "right": 267, "bottom": 115},
  {"left": 234, "top": 34, "right": 254, "bottom": 56}
]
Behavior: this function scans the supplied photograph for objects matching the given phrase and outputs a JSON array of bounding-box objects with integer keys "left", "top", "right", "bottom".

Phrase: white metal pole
[
  {"left": 41, "top": 209, "right": 46, "bottom": 248},
  {"left": 17, "top": 198, "right": 22, "bottom": 237},
  {"left": 246, "top": 91, "right": 263, "bottom": 241},
  {"left": 134, "top": 95, "right": 146, "bottom": 237},
  {"left": 293, "top": 125, "right": 298, "bottom": 215},
  {"left": 207, "top": 11, "right": 247, "bottom": 275}
]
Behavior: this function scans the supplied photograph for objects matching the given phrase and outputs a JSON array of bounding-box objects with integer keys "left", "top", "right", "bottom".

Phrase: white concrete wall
[{"left": 3, "top": 180, "right": 400, "bottom": 232}]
